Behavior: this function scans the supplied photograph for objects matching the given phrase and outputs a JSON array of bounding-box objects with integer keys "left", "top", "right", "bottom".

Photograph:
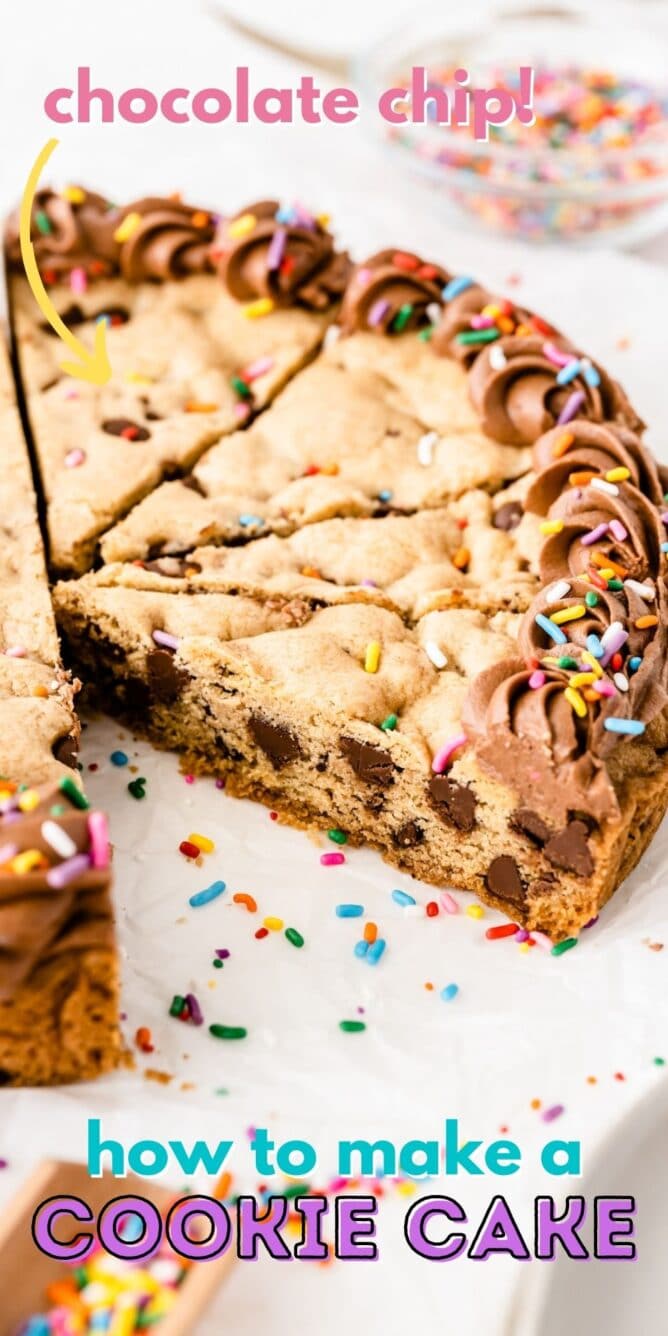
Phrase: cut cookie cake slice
[
  {"left": 52, "top": 241, "right": 668, "bottom": 940},
  {"left": 0, "top": 336, "right": 120, "bottom": 1084},
  {"left": 5, "top": 192, "right": 350, "bottom": 574}
]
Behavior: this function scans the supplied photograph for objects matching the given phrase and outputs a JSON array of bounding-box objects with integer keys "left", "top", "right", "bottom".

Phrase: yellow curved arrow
[{"left": 20, "top": 138, "right": 111, "bottom": 385}]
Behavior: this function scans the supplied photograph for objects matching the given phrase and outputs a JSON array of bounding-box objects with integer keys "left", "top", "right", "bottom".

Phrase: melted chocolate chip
[
  {"left": 102, "top": 418, "right": 151, "bottom": 441},
  {"left": 543, "top": 820, "right": 594, "bottom": 877},
  {"left": 52, "top": 733, "right": 79, "bottom": 769},
  {"left": 510, "top": 808, "right": 552, "bottom": 846},
  {"left": 428, "top": 776, "right": 477, "bottom": 832},
  {"left": 493, "top": 501, "right": 523, "bottom": 531},
  {"left": 393, "top": 820, "right": 424, "bottom": 849},
  {"left": 339, "top": 736, "right": 395, "bottom": 784},
  {"left": 146, "top": 649, "right": 189, "bottom": 702},
  {"left": 486, "top": 855, "right": 526, "bottom": 907},
  {"left": 249, "top": 715, "right": 302, "bottom": 768}
]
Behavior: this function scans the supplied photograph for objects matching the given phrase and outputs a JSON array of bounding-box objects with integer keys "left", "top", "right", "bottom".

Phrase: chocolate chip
[
  {"left": 42, "top": 304, "right": 130, "bottom": 334},
  {"left": 52, "top": 733, "right": 79, "bottom": 768},
  {"left": 102, "top": 418, "right": 151, "bottom": 441},
  {"left": 43, "top": 304, "right": 84, "bottom": 331},
  {"left": 97, "top": 305, "right": 130, "bottom": 325},
  {"left": 144, "top": 410, "right": 163, "bottom": 421},
  {"left": 181, "top": 474, "right": 207, "bottom": 496},
  {"left": 393, "top": 820, "right": 424, "bottom": 849},
  {"left": 249, "top": 715, "right": 302, "bottom": 768},
  {"left": 428, "top": 776, "right": 477, "bottom": 831},
  {"left": 146, "top": 649, "right": 189, "bottom": 702},
  {"left": 544, "top": 820, "right": 594, "bottom": 877},
  {"left": 510, "top": 808, "right": 552, "bottom": 846},
  {"left": 493, "top": 501, "right": 523, "bottom": 531},
  {"left": 339, "top": 735, "right": 395, "bottom": 784},
  {"left": 486, "top": 855, "right": 526, "bottom": 907}
]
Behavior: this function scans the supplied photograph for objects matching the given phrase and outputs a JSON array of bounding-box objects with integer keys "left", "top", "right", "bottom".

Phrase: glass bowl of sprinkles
[{"left": 357, "top": 0, "right": 668, "bottom": 245}]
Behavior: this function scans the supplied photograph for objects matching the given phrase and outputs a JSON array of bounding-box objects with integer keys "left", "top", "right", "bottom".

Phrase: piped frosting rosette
[
  {"left": 432, "top": 277, "right": 559, "bottom": 366},
  {"left": 115, "top": 197, "right": 216, "bottom": 282},
  {"left": 519, "top": 577, "right": 661, "bottom": 662},
  {"left": 5, "top": 189, "right": 217, "bottom": 286},
  {"left": 214, "top": 200, "right": 351, "bottom": 311},
  {"left": 338, "top": 249, "right": 450, "bottom": 335},
  {"left": 4, "top": 186, "right": 120, "bottom": 281},
  {"left": 538, "top": 481, "right": 666, "bottom": 586},
  {"left": 526, "top": 420, "right": 667, "bottom": 513},
  {"left": 467, "top": 336, "right": 643, "bottom": 446},
  {"left": 462, "top": 656, "right": 619, "bottom": 826},
  {"left": 518, "top": 577, "right": 668, "bottom": 735}
]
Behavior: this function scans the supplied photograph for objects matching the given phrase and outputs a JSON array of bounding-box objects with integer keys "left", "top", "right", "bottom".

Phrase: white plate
[{"left": 509, "top": 1076, "right": 668, "bottom": 1335}]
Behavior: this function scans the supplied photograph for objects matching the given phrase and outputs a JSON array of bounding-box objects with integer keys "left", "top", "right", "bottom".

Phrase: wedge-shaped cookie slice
[
  {"left": 6, "top": 193, "right": 349, "bottom": 573},
  {"left": 54, "top": 563, "right": 667, "bottom": 938},
  {"left": 100, "top": 348, "right": 532, "bottom": 564},
  {"left": 133, "top": 492, "right": 540, "bottom": 619}
]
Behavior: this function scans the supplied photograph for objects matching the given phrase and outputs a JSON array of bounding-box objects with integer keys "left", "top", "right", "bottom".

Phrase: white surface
[{"left": 2, "top": 4, "right": 668, "bottom": 1333}]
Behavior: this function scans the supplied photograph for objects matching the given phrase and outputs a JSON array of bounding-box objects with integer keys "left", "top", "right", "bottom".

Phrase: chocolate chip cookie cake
[{"left": 6, "top": 188, "right": 668, "bottom": 967}]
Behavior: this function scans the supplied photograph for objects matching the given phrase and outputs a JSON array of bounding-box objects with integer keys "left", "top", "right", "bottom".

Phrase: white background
[{"left": 2, "top": 3, "right": 668, "bottom": 1333}]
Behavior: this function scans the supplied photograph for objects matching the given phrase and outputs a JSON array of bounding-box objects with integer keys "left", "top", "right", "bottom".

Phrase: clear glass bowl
[{"left": 355, "top": 0, "right": 668, "bottom": 246}]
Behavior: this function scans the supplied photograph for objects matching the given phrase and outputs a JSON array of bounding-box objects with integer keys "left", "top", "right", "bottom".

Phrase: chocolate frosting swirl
[
  {"left": 462, "top": 657, "right": 620, "bottom": 824},
  {"left": 540, "top": 482, "right": 667, "bottom": 585},
  {"left": 117, "top": 197, "right": 215, "bottom": 282},
  {"left": 432, "top": 284, "right": 558, "bottom": 366},
  {"left": 519, "top": 578, "right": 668, "bottom": 733},
  {"left": 468, "top": 337, "right": 643, "bottom": 446},
  {"left": 339, "top": 250, "right": 450, "bottom": 335},
  {"left": 519, "top": 577, "right": 659, "bottom": 661},
  {"left": 4, "top": 187, "right": 119, "bottom": 279},
  {"left": 526, "top": 421, "right": 666, "bottom": 513},
  {"left": 215, "top": 200, "right": 351, "bottom": 310},
  {"left": 5, "top": 188, "right": 216, "bottom": 285},
  {"left": 0, "top": 782, "right": 112, "bottom": 996}
]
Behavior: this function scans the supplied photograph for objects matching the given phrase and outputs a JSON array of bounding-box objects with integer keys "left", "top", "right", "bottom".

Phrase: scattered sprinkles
[
  {"left": 189, "top": 880, "right": 226, "bottom": 908},
  {"left": 321, "top": 851, "right": 345, "bottom": 867},
  {"left": 392, "top": 889, "right": 416, "bottom": 908}
]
